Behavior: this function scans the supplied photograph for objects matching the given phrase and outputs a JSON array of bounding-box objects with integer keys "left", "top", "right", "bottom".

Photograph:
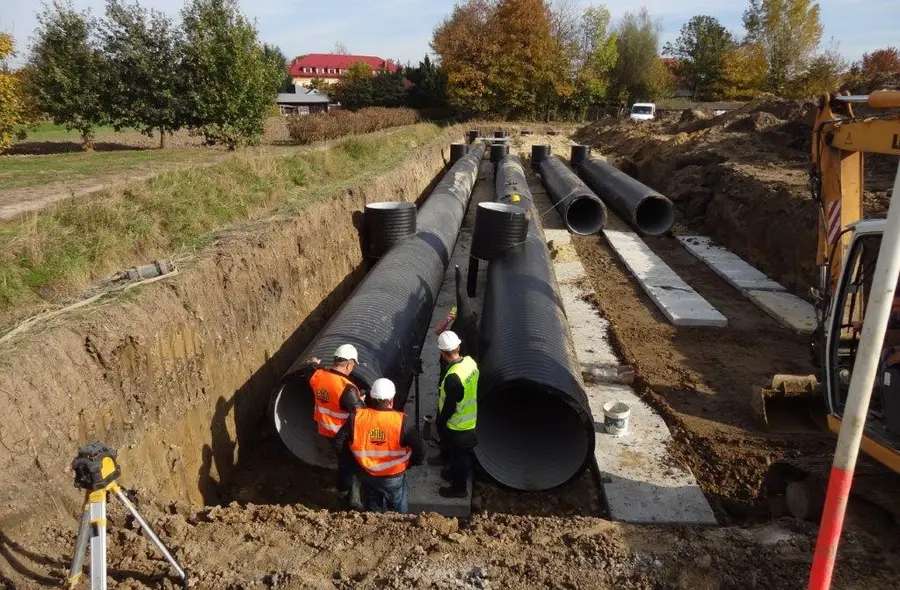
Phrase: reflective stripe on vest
[
  {"left": 309, "top": 368, "right": 356, "bottom": 438},
  {"left": 350, "top": 408, "right": 410, "bottom": 476},
  {"left": 438, "top": 356, "right": 479, "bottom": 431}
]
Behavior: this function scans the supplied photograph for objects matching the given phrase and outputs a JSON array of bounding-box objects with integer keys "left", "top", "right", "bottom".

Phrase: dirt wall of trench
[{"left": 0, "top": 126, "right": 463, "bottom": 531}]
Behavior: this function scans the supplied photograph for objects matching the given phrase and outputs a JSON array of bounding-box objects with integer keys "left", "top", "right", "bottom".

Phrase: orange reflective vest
[
  {"left": 349, "top": 408, "right": 411, "bottom": 477},
  {"left": 309, "top": 369, "right": 357, "bottom": 438}
]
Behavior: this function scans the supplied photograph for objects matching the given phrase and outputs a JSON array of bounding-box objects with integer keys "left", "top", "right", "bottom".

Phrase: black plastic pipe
[
  {"left": 575, "top": 157, "right": 675, "bottom": 236},
  {"left": 476, "top": 154, "right": 595, "bottom": 491},
  {"left": 570, "top": 145, "right": 590, "bottom": 167},
  {"left": 531, "top": 144, "right": 550, "bottom": 169},
  {"left": 490, "top": 143, "right": 509, "bottom": 164},
  {"left": 270, "top": 142, "right": 487, "bottom": 467},
  {"left": 450, "top": 143, "right": 467, "bottom": 163},
  {"left": 537, "top": 155, "right": 607, "bottom": 236},
  {"left": 363, "top": 202, "right": 416, "bottom": 260}
]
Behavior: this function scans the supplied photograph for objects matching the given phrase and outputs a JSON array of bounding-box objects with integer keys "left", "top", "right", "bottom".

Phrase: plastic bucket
[{"left": 603, "top": 401, "right": 631, "bottom": 436}]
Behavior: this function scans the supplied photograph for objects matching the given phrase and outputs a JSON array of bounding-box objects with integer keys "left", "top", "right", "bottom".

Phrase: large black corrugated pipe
[
  {"left": 271, "top": 142, "right": 487, "bottom": 467},
  {"left": 363, "top": 202, "right": 417, "bottom": 260},
  {"left": 537, "top": 155, "right": 607, "bottom": 236},
  {"left": 576, "top": 156, "right": 676, "bottom": 237},
  {"left": 531, "top": 144, "right": 550, "bottom": 170},
  {"left": 450, "top": 143, "right": 468, "bottom": 163},
  {"left": 476, "top": 155, "right": 595, "bottom": 491},
  {"left": 494, "top": 155, "right": 530, "bottom": 204},
  {"left": 471, "top": 202, "right": 528, "bottom": 261}
]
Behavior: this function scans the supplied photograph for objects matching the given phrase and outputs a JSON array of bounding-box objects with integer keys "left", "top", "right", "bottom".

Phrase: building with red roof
[{"left": 289, "top": 54, "right": 398, "bottom": 87}]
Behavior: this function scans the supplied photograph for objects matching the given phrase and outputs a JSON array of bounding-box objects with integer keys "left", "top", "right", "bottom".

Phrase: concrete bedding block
[
  {"left": 746, "top": 289, "right": 817, "bottom": 335},
  {"left": 677, "top": 235, "right": 786, "bottom": 292},
  {"left": 603, "top": 229, "right": 727, "bottom": 327}
]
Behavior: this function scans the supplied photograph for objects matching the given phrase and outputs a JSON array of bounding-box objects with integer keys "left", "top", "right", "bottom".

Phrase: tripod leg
[
  {"left": 66, "top": 499, "right": 91, "bottom": 589},
  {"left": 88, "top": 494, "right": 108, "bottom": 590},
  {"left": 114, "top": 488, "right": 188, "bottom": 584}
]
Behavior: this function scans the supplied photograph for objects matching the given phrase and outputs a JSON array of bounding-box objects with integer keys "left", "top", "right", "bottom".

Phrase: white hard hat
[
  {"left": 437, "top": 331, "right": 462, "bottom": 352},
  {"left": 370, "top": 378, "right": 396, "bottom": 400},
  {"left": 334, "top": 344, "right": 358, "bottom": 362}
]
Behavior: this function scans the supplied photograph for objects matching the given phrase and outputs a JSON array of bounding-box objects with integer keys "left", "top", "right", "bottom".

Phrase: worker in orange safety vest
[
  {"left": 297, "top": 344, "right": 365, "bottom": 506},
  {"left": 333, "top": 378, "right": 424, "bottom": 513}
]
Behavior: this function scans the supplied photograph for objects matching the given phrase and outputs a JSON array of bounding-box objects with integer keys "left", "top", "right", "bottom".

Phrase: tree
[
  {"left": 742, "top": 0, "right": 823, "bottom": 95},
  {"left": 99, "top": 0, "right": 184, "bottom": 148},
  {"left": 609, "top": 8, "right": 671, "bottom": 104},
  {"left": 663, "top": 16, "right": 735, "bottom": 100},
  {"left": 787, "top": 46, "right": 846, "bottom": 98},
  {"left": 405, "top": 55, "right": 448, "bottom": 109},
  {"left": 0, "top": 34, "right": 39, "bottom": 151},
  {"left": 487, "top": 0, "right": 563, "bottom": 118},
  {"left": 307, "top": 77, "right": 326, "bottom": 92},
  {"left": 431, "top": 0, "right": 496, "bottom": 116},
  {"left": 263, "top": 43, "right": 292, "bottom": 92},
  {"left": 569, "top": 5, "right": 618, "bottom": 112},
  {"left": 180, "top": 0, "right": 281, "bottom": 149},
  {"left": 28, "top": 0, "right": 106, "bottom": 150},
  {"left": 853, "top": 47, "right": 900, "bottom": 78},
  {"left": 332, "top": 41, "right": 349, "bottom": 55},
  {"left": 721, "top": 42, "right": 768, "bottom": 99}
]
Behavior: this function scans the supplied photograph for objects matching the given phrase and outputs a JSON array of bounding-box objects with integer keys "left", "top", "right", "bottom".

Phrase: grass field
[
  {"left": 0, "top": 123, "right": 440, "bottom": 314},
  {"left": 0, "top": 148, "right": 221, "bottom": 190}
]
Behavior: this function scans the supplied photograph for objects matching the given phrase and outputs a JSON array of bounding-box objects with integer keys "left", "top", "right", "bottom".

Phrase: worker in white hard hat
[
  {"left": 298, "top": 343, "right": 365, "bottom": 506},
  {"left": 333, "top": 378, "right": 425, "bottom": 513},
  {"left": 431, "top": 330, "right": 479, "bottom": 498}
]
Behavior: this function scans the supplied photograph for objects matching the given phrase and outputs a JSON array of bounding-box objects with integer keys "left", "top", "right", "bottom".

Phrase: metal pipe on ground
[
  {"left": 476, "top": 154, "right": 595, "bottom": 491},
  {"left": 575, "top": 156, "right": 675, "bottom": 237},
  {"left": 537, "top": 155, "right": 607, "bottom": 235},
  {"left": 270, "top": 142, "right": 488, "bottom": 467}
]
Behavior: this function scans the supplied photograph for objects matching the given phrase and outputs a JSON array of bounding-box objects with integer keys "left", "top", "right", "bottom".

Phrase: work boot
[{"left": 439, "top": 486, "right": 466, "bottom": 499}]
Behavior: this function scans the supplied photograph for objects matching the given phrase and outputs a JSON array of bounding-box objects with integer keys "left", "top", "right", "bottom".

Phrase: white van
[{"left": 629, "top": 102, "right": 656, "bottom": 121}]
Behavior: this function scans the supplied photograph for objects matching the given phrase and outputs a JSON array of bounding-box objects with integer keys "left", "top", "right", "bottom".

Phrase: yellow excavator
[{"left": 755, "top": 89, "right": 900, "bottom": 520}]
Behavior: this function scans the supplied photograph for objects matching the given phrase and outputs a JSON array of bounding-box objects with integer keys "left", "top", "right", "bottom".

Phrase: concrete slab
[
  {"left": 746, "top": 290, "right": 818, "bottom": 335},
  {"left": 603, "top": 229, "right": 727, "bottom": 327},
  {"left": 677, "top": 236, "right": 787, "bottom": 292},
  {"left": 554, "top": 259, "right": 717, "bottom": 525},
  {"left": 405, "top": 161, "right": 493, "bottom": 517}
]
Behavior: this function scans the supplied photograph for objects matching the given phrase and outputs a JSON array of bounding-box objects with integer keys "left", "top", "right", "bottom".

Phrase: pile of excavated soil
[
  {"left": 575, "top": 98, "right": 898, "bottom": 293},
  {"left": 13, "top": 498, "right": 900, "bottom": 589}
]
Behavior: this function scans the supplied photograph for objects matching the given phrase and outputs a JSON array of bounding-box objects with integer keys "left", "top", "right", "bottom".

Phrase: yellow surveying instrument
[{"left": 65, "top": 443, "right": 189, "bottom": 590}]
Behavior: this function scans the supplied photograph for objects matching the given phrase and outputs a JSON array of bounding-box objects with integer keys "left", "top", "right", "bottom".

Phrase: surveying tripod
[{"left": 66, "top": 443, "right": 189, "bottom": 590}]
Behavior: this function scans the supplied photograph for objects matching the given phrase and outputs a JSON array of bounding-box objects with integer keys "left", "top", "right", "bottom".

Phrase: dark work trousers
[{"left": 439, "top": 424, "right": 473, "bottom": 491}]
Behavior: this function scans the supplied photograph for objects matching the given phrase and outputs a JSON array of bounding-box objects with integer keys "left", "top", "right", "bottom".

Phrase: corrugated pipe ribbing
[
  {"left": 270, "top": 142, "right": 487, "bottom": 467},
  {"left": 476, "top": 154, "right": 595, "bottom": 491},
  {"left": 537, "top": 155, "right": 607, "bottom": 235}
]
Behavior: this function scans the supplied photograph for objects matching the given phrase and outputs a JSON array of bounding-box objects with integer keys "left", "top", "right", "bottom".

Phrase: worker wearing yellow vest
[
  {"left": 297, "top": 344, "right": 365, "bottom": 506},
  {"left": 432, "top": 330, "right": 479, "bottom": 498},
  {"left": 333, "top": 378, "right": 425, "bottom": 513}
]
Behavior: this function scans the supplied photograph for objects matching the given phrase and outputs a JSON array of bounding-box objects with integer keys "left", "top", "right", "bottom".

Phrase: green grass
[
  {"left": 0, "top": 148, "right": 219, "bottom": 190},
  {"left": 0, "top": 123, "right": 441, "bottom": 312}
]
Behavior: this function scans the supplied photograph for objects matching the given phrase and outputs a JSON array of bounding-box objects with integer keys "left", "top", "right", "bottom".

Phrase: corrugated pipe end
[
  {"left": 635, "top": 196, "right": 676, "bottom": 236},
  {"left": 475, "top": 382, "right": 594, "bottom": 491},
  {"left": 531, "top": 144, "right": 550, "bottom": 169},
  {"left": 450, "top": 143, "right": 468, "bottom": 163},
  {"left": 363, "top": 201, "right": 417, "bottom": 260},
  {"left": 566, "top": 196, "right": 607, "bottom": 236},
  {"left": 570, "top": 145, "right": 591, "bottom": 167}
]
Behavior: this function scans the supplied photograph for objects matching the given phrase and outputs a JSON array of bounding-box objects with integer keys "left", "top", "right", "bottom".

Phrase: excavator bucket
[{"left": 750, "top": 374, "right": 826, "bottom": 433}]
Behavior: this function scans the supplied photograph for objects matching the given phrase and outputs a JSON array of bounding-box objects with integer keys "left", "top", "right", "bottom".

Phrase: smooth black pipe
[
  {"left": 537, "top": 155, "right": 607, "bottom": 235},
  {"left": 271, "top": 142, "right": 487, "bottom": 467},
  {"left": 490, "top": 143, "right": 508, "bottom": 164},
  {"left": 450, "top": 143, "right": 467, "bottom": 163},
  {"left": 576, "top": 157, "right": 675, "bottom": 236},
  {"left": 531, "top": 144, "right": 550, "bottom": 170},
  {"left": 476, "top": 155, "right": 595, "bottom": 491}
]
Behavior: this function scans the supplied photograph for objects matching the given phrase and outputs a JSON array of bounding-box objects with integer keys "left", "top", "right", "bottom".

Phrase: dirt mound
[{"left": 574, "top": 97, "right": 864, "bottom": 292}]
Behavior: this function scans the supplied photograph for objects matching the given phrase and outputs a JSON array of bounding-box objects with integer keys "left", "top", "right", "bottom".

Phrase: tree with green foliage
[
  {"left": 609, "top": 8, "right": 671, "bottom": 104},
  {"left": 99, "top": 0, "right": 184, "bottom": 148},
  {"left": 787, "top": 46, "right": 846, "bottom": 98},
  {"left": 405, "top": 55, "right": 448, "bottom": 109},
  {"left": 263, "top": 43, "right": 292, "bottom": 93},
  {"left": 721, "top": 41, "right": 768, "bottom": 99},
  {"left": 0, "top": 34, "right": 39, "bottom": 151},
  {"left": 180, "top": 0, "right": 282, "bottom": 149},
  {"left": 28, "top": 0, "right": 107, "bottom": 150},
  {"left": 743, "top": 0, "right": 823, "bottom": 95},
  {"left": 431, "top": 0, "right": 496, "bottom": 116},
  {"left": 568, "top": 5, "right": 618, "bottom": 113},
  {"left": 331, "top": 63, "right": 406, "bottom": 110},
  {"left": 663, "top": 15, "right": 735, "bottom": 100}
]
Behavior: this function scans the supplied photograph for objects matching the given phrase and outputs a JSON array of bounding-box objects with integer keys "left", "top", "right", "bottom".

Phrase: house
[
  {"left": 288, "top": 53, "right": 398, "bottom": 87},
  {"left": 275, "top": 86, "right": 333, "bottom": 115}
]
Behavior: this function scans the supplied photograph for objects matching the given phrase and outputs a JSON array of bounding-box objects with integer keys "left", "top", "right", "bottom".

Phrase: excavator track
[{"left": 765, "top": 455, "right": 900, "bottom": 522}]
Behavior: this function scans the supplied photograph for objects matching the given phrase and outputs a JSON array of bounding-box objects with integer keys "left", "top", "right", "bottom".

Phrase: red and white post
[{"left": 808, "top": 163, "right": 900, "bottom": 589}]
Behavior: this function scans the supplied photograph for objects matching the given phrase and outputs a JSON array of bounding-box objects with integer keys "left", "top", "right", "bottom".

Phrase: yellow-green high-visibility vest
[{"left": 438, "top": 356, "right": 479, "bottom": 431}]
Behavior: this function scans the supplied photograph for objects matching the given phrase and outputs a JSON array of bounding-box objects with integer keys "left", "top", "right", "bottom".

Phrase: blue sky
[{"left": 1, "top": 0, "right": 897, "bottom": 68}]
